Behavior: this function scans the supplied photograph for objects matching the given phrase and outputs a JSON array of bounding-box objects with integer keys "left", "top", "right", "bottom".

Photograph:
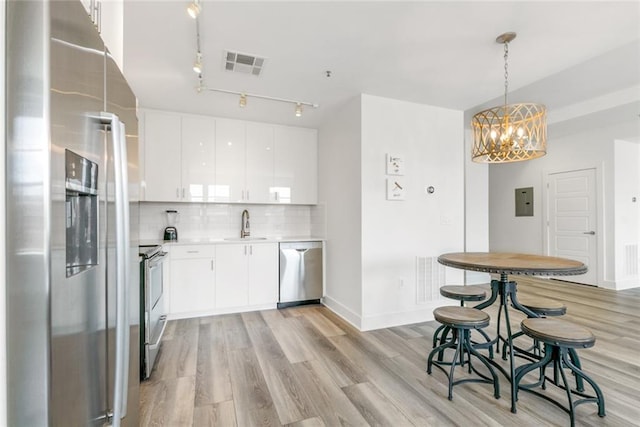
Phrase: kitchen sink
[{"left": 223, "top": 237, "right": 268, "bottom": 241}]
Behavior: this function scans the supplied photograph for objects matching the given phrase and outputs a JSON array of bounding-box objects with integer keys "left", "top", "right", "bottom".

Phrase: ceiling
[{"left": 123, "top": 1, "right": 640, "bottom": 128}]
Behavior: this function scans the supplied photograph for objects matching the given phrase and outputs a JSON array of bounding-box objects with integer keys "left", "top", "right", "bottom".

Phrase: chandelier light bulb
[{"left": 187, "top": 1, "right": 200, "bottom": 19}]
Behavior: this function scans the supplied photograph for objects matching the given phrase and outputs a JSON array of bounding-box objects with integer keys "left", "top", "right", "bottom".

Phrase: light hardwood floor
[{"left": 140, "top": 277, "right": 640, "bottom": 426}]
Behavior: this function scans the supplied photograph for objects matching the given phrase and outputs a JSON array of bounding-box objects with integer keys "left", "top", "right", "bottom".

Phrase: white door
[{"left": 547, "top": 168, "right": 597, "bottom": 285}]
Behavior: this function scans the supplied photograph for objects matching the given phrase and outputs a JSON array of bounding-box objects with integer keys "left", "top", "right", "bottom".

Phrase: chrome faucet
[{"left": 241, "top": 209, "right": 250, "bottom": 238}]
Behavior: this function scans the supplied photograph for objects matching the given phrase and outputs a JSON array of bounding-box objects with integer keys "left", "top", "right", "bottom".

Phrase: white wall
[
  {"left": 359, "top": 95, "right": 464, "bottom": 330},
  {"left": 464, "top": 129, "right": 490, "bottom": 285},
  {"left": 613, "top": 139, "right": 640, "bottom": 289},
  {"left": 317, "top": 96, "right": 363, "bottom": 326},
  {"left": 488, "top": 119, "right": 639, "bottom": 289},
  {"left": 319, "top": 94, "right": 465, "bottom": 330}
]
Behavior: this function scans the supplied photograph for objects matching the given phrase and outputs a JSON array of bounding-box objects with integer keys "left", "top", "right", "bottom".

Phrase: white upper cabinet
[
  {"left": 81, "top": 0, "right": 124, "bottom": 71},
  {"left": 141, "top": 110, "right": 216, "bottom": 202},
  {"left": 215, "top": 119, "right": 276, "bottom": 203},
  {"left": 141, "top": 109, "right": 318, "bottom": 204},
  {"left": 141, "top": 110, "right": 182, "bottom": 201},
  {"left": 274, "top": 126, "right": 318, "bottom": 204},
  {"left": 246, "top": 122, "right": 275, "bottom": 203},
  {"left": 214, "top": 118, "right": 246, "bottom": 203},
  {"left": 181, "top": 116, "right": 216, "bottom": 202},
  {"left": 98, "top": 0, "right": 124, "bottom": 71}
]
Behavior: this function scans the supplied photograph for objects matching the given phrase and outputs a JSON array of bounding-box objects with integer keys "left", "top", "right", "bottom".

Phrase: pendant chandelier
[{"left": 471, "top": 32, "right": 547, "bottom": 163}]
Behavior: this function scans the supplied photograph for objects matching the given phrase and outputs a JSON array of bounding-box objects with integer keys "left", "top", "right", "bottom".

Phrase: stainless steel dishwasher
[{"left": 278, "top": 241, "right": 323, "bottom": 308}]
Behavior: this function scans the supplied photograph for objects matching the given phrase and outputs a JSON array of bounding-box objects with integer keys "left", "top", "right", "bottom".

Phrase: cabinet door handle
[
  {"left": 244, "top": 245, "right": 247, "bottom": 256},
  {"left": 176, "top": 188, "right": 180, "bottom": 198},
  {"left": 249, "top": 245, "right": 253, "bottom": 255},
  {"left": 275, "top": 191, "right": 279, "bottom": 202},
  {"left": 182, "top": 188, "right": 185, "bottom": 198},
  {"left": 241, "top": 190, "right": 244, "bottom": 201},
  {"left": 186, "top": 250, "right": 199, "bottom": 254},
  {"left": 211, "top": 260, "right": 214, "bottom": 270}
]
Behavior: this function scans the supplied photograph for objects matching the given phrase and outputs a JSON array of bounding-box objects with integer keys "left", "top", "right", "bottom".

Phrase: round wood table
[
  {"left": 437, "top": 252, "right": 587, "bottom": 277},
  {"left": 437, "top": 252, "right": 587, "bottom": 413}
]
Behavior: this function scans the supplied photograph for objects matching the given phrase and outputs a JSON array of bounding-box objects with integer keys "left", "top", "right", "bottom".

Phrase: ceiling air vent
[{"left": 224, "top": 50, "right": 266, "bottom": 76}]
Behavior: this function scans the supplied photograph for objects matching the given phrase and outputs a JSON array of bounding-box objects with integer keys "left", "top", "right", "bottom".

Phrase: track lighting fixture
[
  {"left": 193, "top": 52, "right": 203, "bottom": 74},
  {"left": 187, "top": 0, "right": 200, "bottom": 19},
  {"left": 188, "top": 2, "right": 318, "bottom": 116}
]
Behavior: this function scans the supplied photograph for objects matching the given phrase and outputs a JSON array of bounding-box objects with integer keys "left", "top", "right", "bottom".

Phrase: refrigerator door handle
[{"left": 97, "top": 112, "right": 130, "bottom": 426}]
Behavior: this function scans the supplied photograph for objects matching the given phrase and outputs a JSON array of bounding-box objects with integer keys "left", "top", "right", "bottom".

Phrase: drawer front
[{"left": 170, "top": 244, "right": 216, "bottom": 259}]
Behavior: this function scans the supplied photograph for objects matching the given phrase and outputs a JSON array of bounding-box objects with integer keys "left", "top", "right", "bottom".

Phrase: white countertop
[{"left": 140, "top": 236, "right": 325, "bottom": 247}]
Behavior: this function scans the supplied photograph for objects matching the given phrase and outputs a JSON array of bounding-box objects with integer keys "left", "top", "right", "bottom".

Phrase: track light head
[
  {"left": 239, "top": 94, "right": 247, "bottom": 108},
  {"left": 187, "top": 1, "right": 200, "bottom": 19},
  {"left": 295, "top": 103, "right": 303, "bottom": 117}
]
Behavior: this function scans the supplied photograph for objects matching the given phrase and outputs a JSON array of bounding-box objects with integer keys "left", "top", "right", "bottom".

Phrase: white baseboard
[
  {"left": 322, "top": 296, "right": 463, "bottom": 332},
  {"left": 359, "top": 301, "right": 457, "bottom": 331},
  {"left": 321, "top": 295, "right": 362, "bottom": 330},
  {"left": 611, "top": 277, "right": 640, "bottom": 290},
  {"left": 167, "top": 303, "right": 277, "bottom": 321}
]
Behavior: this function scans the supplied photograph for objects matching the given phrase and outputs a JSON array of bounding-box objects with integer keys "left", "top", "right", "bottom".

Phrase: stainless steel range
[{"left": 139, "top": 245, "right": 168, "bottom": 379}]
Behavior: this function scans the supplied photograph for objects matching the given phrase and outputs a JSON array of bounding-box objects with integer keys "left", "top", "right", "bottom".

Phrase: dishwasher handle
[{"left": 279, "top": 241, "right": 322, "bottom": 251}]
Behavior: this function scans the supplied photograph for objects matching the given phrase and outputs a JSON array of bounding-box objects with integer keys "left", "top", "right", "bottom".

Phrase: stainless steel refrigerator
[{"left": 5, "top": 1, "right": 139, "bottom": 425}]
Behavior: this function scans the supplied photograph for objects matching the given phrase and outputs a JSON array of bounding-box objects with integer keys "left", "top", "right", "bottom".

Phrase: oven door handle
[
  {"left": 148, "top": 315, "right": 168, "bottom": 350},
  {"left": 148, "top": 251, "right": 168, "bottom": 269}
]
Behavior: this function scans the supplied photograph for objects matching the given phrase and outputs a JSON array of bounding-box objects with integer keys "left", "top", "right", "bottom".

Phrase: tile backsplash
[{"left": 139, "top": 202, "right": 322, "bottom": 241}]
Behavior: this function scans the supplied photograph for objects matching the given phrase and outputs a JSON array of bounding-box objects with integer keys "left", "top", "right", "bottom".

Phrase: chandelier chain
[{"left": 503, "top": 41, "right": 509, "bottom": 107}]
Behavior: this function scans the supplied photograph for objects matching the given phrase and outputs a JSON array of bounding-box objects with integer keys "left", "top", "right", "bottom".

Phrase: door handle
[
  {"left": 148, "top": 316, "right": 168, "bottom": 350},
  {"left": 583, "top": 231, "right": 595, "bottom": 235},
  {"left": 97, "top": 112, "right": 130, "bottom": 424}
]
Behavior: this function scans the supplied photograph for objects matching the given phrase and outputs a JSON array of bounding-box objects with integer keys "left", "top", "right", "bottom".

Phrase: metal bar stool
[
  {"left": 427, "top": 306, "right": 500, "bottom": 401},
  {"left": 514, "top": 318, "right": 605, "bottom": 427},
  {"left": 503, "top": 297, "right": 567, "bottom": 358},
  {"left": 504, "top": 297, "right": 584, "bottom": 392},
  {"left": 433, "top": 285, "right": 493, "bottom": 360}
]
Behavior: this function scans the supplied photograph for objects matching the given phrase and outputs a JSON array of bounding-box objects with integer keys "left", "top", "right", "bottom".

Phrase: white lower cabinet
[
  {"left": 248, "top": 244, "right": 279, "bottom": 305},
  {"left": 216, "top": 243, "right": 278, "bottom": 309},
  {"left": 169, "top": 245, "right": 215, "bottom": 315}
]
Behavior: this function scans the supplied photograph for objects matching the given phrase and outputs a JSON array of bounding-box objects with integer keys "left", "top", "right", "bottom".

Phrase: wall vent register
[{"left": 224, "top": 50, "right": 266, "bottom": 76}]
